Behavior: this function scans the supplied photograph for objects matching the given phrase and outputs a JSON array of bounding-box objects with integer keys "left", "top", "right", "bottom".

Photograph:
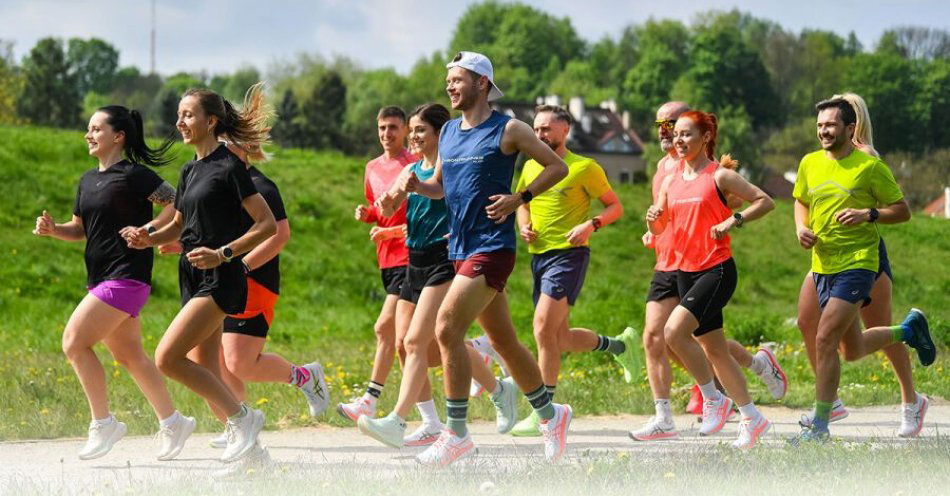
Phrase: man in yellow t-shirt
[
  {"left": 791, "top": 97, "right": 934, "bottom": 444},
  {"left": 507, "top": 104, "right": 631, "bottom": 436}
]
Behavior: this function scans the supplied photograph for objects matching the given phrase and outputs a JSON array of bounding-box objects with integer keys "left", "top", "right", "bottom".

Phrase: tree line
[{"left": 2, "top": 2, "right": 947, "bottom": 206}]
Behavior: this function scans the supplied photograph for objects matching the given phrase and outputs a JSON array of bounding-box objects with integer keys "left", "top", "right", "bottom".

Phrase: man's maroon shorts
[{"left": 453, "top": 250, "right": 516, "bottom": 292}]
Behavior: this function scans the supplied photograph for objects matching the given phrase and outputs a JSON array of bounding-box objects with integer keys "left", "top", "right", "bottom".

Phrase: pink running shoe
[
  {"left": 415, "top": 429, "right": 475, "bottom": 467},
  {"left": 539, "top": 404, "right": 573, "bottom": 462}
]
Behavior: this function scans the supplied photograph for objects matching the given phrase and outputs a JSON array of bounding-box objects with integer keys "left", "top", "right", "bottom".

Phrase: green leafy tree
[
  {"left": 17, "top": 37, "right": 81, "bottom": 128},
  {"left": 67, "top": 37, "right": 119, "bottom": 95},
  {"left": 272, "top": 89, "right": 306, "bottom": 148},
  {"left": 0, "top": 41, "right": 22, "bottom": 125},
  {"left": 844, "top": 53, "right": 922, "bottom": 153},
  {"left": 300, "top": 70, "right": 347, "bottom": 151},
  {"left": 151, "top": 72, "right": 205, "bottom": 137},
  {"left": 922, "top": 58, "right": 950, "bottom": 148}
]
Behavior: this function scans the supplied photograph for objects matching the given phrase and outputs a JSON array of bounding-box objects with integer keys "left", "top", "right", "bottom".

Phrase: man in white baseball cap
[{"left": 445, "top": 51, "right": 504, "bottom": 102}]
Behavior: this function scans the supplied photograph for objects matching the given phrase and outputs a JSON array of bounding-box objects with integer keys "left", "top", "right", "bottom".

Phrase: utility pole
[{"left": 150, "top": 0, "right": 156, "bottom": 75}]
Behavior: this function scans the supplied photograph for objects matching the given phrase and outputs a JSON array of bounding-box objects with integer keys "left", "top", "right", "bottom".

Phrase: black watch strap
[
  {"left": 520, "top": 189, "right": 534, "bottom": 204},
  {"left": 733, "top": 212, "right": 744, "bottom": 228},
  {"left": 868, "top": 208, "right": 879, "bottom": 222},
  {"left": 591, "top": 217, "right": 603, "bottom": 231}
]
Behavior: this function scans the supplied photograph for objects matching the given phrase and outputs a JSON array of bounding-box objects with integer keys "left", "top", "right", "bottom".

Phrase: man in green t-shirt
[
  {"left": 791, "top": 98, "right": 935, "bottom": 444},
  {"left": 507, "top": 105, "right": 633, "bottom": 436}
]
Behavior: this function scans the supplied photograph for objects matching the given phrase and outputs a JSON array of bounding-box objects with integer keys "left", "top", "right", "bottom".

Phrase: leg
[
  {"left": 696, "top": 330, "right": 752, "bottom": 406},
  {"left": 393, "top": 282, "right": 450, "bottom": 418},
  {"left": 861, "top": 275, "right": 916, "bottom": 403},
  {"left": 62, "top": 294, "right": 132, "bottom": 420},
  {"left": 155, "top": 297, "right": 241, "bottom": 416},
  {"left": 370, "top": 295, "right": 400, "bottom": 385},
  {"left": 436, "top": 276, "right": 498, "bottom": 400},
  {"left": 221, "top": 333, "right": 292, "bottom": 384},
  {"left": 663, "top": 307, "right": 714, "bottom": 386},
  {"left": 101, "top": 317, "right": 175, "bottom": 420},
  {"left": 797, "top": 273, "right": 821, "bottom": 374},
  {"left": 643, "top": 298, "right": 678, "bottom": 401},
  {"left": 814, "top": 298, "right": 862, "bottom": 404},
  {"left": 727, "top": 340, "right": 753, "bottom": 368},
  {"left": 533, "top": 294, "right": 572, "bottom": 387},
  {"left": 218, "top": 346, "right": 246, "bottom": 403},
  {"left": 476, "top": 291, "right": 545, "bottom": 395},
  {"left": 395, "top": 299, "right": 414, "bottom": 367}
]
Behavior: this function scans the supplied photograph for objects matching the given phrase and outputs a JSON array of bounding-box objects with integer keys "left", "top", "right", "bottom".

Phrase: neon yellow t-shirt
[
  {"left": 792, "top": 149, "right": 903, "bottom": 274},
  {"left": 515, "top": 151, "right": 612, "bottom": 254}
]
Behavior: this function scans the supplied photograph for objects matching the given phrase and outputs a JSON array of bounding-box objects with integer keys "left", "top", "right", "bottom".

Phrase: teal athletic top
[{"left": 405, "top": 159, "right": 449, "bottom": 249}]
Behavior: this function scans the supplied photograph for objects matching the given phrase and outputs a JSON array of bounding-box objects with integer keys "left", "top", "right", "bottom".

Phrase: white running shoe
[
  {"left": 78, "top": 417, "right": 127, "bottom": 460},
  {"left": 300, "top": 362, "right": 330, "bottom": 417},
  {"left": 404, "top": 422, "right": 444, "bottom": 447},
  {"left": 539, "top": 404, "right": 573, "bottom": 462},
  {"left": 209, "top": 429, "right": 228, "bottom": 449},
  {"left": 799, "top": 399, "right": 849, "bottom": 428},
  {"left": 698, "top": 396, "right": 734, "bottom": 436},
  {"left": 337, "top": 396, "right": 376, "bottom": 423},
  {"left": 470, "top": 335, "right": 508, "bottom": 375},
  {"left": 213, "top": 442, "right": 273, "bottom": 480},
  {"left": 898, "top": 393, "right": 929, "bottom": 438},
  {"left": 491, "top": 377, "right": 519, "bottom": 434},
  {"left": 629, "top": 417, "right": 678, "bottom": 441},
  {"left": 754, "top": 348, "right": 788, "bottom": 399},
  {"left": 415, "top": 429, "right": 475, "bottom": 467},
  {"left": 156, "top": 414, "right": 196, "bottom": 461},
  {"left": 732, "top": 415, "right": 771, "bottom": 449},
  {"left": 469, "top": 349, "right": 493, "bottom": 397},
  {"left": 221, "top": 407, "right": 265, "bottom": 463},
  {"left": 358, "top": 413, "right": 406, "bottom": 449}
]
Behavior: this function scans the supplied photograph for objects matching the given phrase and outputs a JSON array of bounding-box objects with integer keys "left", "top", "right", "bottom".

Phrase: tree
[
  {"left": 922, "top": 58, "right": 950, "bottom": 148},
  {"left": 17, "top": 37, "right": 81, "bottom": 128},
  {"left": 0, "top": 40, "right": 22, "bottom": 125},
  {"left": 150, "top": 72, "right": 204, "bottom": 137},
  {"left": 67, "top": 38, "right": 119, "bottom": 95},
  {"left": 671, "top": 22, "right": 780, "bottom": 130},
  {"left": 844, "top": 53, "right": 922, "bottom": 153},
  {"left": 300, "top": 70, "right": 347, "bottom": 150},
  {"left": 878, "top": 27, "right": 950, "bottom": 60},
  {"left": 271, "top": 89, "right": 306, "bottom": 148},
  {"left": 547, "top": 60, "right": 615, "bottom": 104}
]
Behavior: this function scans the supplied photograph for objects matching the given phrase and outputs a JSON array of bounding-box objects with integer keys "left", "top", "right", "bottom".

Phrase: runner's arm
[
  {"left": 835, "top": 200, "right": 910, "bottom": 226},
  {"left": 377, "top": 165, "right": 414, "bottom": 217},
  {"left": 715, "top": 168, "right": 774, "bottom": 224},
  {"left": 794, "top": 200, "right": 817, "bottom": 249},
  {"left": 647, "top": 175, "right": 673, "bottom": 235},
  {"left": 507, "top": 120, "right": 568, "bottom": 197},
  {"left": 135, "top": 210, "right": 184, "bottom": 247},
  {"left": 242, "top": 218, "right": 290, "bottom": 270},
  {"left": 593, "top": 190, "right": 623, "bottom": 227},
  {"left": 34, "top": 211, "right": 85, "bottom": 241},
  {"left": 412, "top": 157, "right": 445, "bottom": 199}
]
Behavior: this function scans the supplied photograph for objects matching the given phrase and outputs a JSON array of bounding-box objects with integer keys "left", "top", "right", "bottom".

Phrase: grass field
[{"left": 0, "top": 125, "right": 946, "bottom": 441}]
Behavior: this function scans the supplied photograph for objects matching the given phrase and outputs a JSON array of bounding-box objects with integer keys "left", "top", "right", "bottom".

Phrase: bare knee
[
  {"left": 814, "top": 332, "right": 840, "bottom": 357},
  {"left": 403, "top": 333, "right": 429, "bottom": 357},
  {"left": 224, "top": 351, "right": 258, "bottom": 379},
  {"left": 374, "top": 319, "right": 395, "bottom": 348},
  {"left": 110, "top": 347, "right": 149, "bottom": 370},
  {"left": 841, "top": 344, "right": 864, "bottom": 362},
  {"left": 643, "top": 326, "right": 666, "bottom": 358},
  {"left": 533, "top": 318, "right": 559, "bottom": 352}
]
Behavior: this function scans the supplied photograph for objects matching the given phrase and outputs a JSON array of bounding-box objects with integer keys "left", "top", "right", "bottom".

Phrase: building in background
[{"left": 492, "top": 96, "right": 646, "bottom": 184}]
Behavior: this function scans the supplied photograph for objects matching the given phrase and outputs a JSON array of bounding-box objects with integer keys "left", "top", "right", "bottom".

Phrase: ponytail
[
  {"left": 97, "top": 105, "right": 174, "bottom": 167},
  {"left": 832, "top": 92, "right": 879, "bottom": 157},
  {"left": 183, "top": 82, "right": 273, "bottom": 162},
  {"left": 719, "top": 153, "right": 738, "bottom": 170}
]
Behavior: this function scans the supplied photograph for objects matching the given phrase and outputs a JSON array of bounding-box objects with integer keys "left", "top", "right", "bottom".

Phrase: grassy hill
[{"left": 0, "top": 125, "right": 946, "bottom": 440}]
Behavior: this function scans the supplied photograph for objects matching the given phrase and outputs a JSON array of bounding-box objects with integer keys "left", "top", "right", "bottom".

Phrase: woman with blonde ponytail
[
  {"left": 796, "top": 93, "right": 929, "bottom": 437},
  {"left": 122, "top": 83, "right": 278, "bottom": 465}
]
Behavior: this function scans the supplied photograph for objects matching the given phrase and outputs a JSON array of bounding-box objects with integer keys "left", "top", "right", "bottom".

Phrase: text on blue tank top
[
  {"left": 439, "top": 111, "right": 518, "bottom": 260},
  {"left": 406, "top": 160, "right": 449, "bottom": 249}
]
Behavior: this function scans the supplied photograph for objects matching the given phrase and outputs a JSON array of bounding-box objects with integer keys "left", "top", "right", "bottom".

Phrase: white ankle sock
[
  {"left": 416, "top": 400, "right": 440, "bottom": 425},
  {"left": 698, "top": 381, "right": 722, "bottom": 402},
  {"left": 159, "top": 411, "right": 180, "bottom": 429},
  {"left": 654, "top": 399, "right": 672, "bottom": 423},
  {"left": 93, "top": 414, "right": 114, "bottom": 426},
  {"left": 738, "top": 402, "right": 761, "bottom": 420}
]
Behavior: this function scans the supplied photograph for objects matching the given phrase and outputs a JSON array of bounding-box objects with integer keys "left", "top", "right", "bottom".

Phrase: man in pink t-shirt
[{"left": 339, "top": 106, "right": 417, "bottom": 423}]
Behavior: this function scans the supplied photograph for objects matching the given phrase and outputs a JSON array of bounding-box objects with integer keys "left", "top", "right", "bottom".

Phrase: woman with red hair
[{"left": 647, "top": 110, "right": 776, "bottom": 449}]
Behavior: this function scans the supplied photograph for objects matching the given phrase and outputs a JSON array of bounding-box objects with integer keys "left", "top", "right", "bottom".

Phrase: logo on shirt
[
  {"left": 672, "top": 196, "right": 703, "bottom": 205},
  {"left": 551, "top": 186, "right": 573, "bottom": 197},
  {"left": 443, "top": 155, "right": 485, "bottom": 164}
]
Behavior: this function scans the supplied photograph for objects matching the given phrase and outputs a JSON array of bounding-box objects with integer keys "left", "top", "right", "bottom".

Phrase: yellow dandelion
[{"left": 256, "top": 397, "right": 269, "bottom": 406}]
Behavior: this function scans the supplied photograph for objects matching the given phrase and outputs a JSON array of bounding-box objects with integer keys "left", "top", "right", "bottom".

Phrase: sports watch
[
  {"left": 219, "top": 245, "right": 234, "bottom": 263},
  {"left": 733, "top": 212, "right": 744, "bottom": 228},
  {"left": 868, "top": 208, "right": 880, "bottom": 223}
]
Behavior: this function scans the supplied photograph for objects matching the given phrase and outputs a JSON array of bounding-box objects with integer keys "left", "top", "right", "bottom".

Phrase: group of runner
[{"left": 33, "top": 50, "right": 937, "bottom": 469}]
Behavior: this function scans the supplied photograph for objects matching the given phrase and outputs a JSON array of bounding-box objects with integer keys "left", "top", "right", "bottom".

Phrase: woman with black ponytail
[
  {"left": 124, "top": 83, "right": 277, "bottom": 465},
  {"left": 32, "top": 106, "right": 196, "bottom": 461}
]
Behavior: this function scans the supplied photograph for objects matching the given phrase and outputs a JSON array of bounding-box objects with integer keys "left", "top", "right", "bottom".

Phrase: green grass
[{"left": 0, "top": 125, "right": 946, "bottom": 441}]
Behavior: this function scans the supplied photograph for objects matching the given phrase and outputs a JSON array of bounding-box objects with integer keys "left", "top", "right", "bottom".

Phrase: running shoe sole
[
  {"left": 357, "top": 415, "right": 404, "bottom": 449},
  {"left": 78, "top": 422, "right": 127, "bottom": 461},
  {"left": 221, "top": 410, "right": 265, "bottom": 463},
  {"left": 629, "top": 429, "right": 678, "bottom": 442}
]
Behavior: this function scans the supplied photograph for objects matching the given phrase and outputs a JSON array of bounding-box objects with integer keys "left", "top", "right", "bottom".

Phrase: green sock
[
  {"left": 814, "top": 400, "right": 833, "bottom": 431},
  {"left": 890, "top": 325, "right": 905, "bottom": 343},
  {"left": 228, "top": 403, "right": 248, "bottom": 421},
  {"left": 446, "top": 399, "right": 468, "bottom": 437},
  {"left": 526, "top": 385, "right": 556, "bottom": 420}
]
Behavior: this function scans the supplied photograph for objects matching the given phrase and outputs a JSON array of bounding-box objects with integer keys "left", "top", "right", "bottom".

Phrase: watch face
[{"left": 223, "top": 247, "right": 233, "bottom": 258}]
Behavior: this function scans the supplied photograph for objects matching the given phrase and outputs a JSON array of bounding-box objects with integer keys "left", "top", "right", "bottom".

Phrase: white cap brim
[{"left": 488, "top": 84, "right": 504, "bottom": 102}]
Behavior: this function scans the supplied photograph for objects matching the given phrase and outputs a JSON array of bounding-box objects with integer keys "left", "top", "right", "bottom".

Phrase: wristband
[
  {"left": 591, "top": 217, "right": 603, "bottom": 231},
  {"left": 241, "top": 260, "right": 251, "bottom": 274}
]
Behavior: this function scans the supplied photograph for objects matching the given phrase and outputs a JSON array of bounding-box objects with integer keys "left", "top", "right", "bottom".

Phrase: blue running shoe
[
  {"left": 787, "top": 426, "right": 830, "bottom": 447},
  {"left": 901, "top": 308, "right": 935, "bottom": 366}
]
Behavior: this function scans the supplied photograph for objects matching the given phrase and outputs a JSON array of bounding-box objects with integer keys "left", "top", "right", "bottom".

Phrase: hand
[
  {"left": 370, "top": 226, "right": 401, "bottom": 243},
  {"left": 485, "top": 194, "right": 521, "bottom": 224},
  {"left": 797, "top": 226, "right": 818, "bottom": 249},
  {"left": 520, "top": 223, "right": 537, "bottom": 243},
  {"left": 185, "top": 247, "right": 223, "bottom": 269},
  {"left": 645, "top": 205, "right": 663, "bottom": 223},
  {"left": 402, "top": 171, "right": 420, "bottom": 192},
  {"left": 710, "top": 217, "right": 737, "bottom": 240},
  {"left": 355, "top": 204, "right": 370, "bottom": 222},
  {"left": 33, "top": 210, "right": 55, "bottom": 236},
  {"left": 158, "top": 241, "right": 183, "bottom": 255},
  {"left": 121, "top": 226, "right": 152, "bottom": 249},
  {"left": 641, "top": 231, "right": 655, "bottom": 248},
  {"left": 835, "top": 208, "right": 870, "bottom": 226},
  {"left": 374, "top": 195, "right": 396, "bottom": 218},
  {"left": 565, "top": 221, "right": 594, "bottom": 246}
]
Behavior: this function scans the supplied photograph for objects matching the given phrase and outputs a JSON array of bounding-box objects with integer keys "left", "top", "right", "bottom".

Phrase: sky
[{"left": 3, "top": 0, "right": 949, "bottom": 76}]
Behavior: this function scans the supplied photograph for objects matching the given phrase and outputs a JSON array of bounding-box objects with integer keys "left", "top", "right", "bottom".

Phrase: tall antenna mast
[{"left": 150, "top": 0, "right": 156, "bottom": 74}]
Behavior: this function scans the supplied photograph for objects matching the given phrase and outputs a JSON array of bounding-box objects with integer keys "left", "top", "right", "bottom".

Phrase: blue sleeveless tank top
[{"left": 438, "top": 111, "right": 517, "bottom": 260}]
